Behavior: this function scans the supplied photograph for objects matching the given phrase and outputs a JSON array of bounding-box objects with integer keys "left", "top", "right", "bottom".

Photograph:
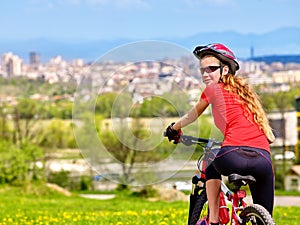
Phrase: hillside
[{"left": 0, "top": 27, "right": 299, "bottom": 63}]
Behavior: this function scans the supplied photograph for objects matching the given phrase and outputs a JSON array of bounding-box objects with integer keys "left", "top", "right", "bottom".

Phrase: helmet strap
[{"left": 218, "top": 63, "right": 224, "bottom": 83}]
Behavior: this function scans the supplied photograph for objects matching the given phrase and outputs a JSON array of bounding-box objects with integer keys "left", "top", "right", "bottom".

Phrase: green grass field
[{"left": 0, "top": 183, "right": 299, "bottom": 225}]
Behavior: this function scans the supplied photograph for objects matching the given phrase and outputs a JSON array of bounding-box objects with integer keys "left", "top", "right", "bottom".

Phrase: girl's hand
[{"left": 164, "top": 122, "right": 182, "bottom": 144}]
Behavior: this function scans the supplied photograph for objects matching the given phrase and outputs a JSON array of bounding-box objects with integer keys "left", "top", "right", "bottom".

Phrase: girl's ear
[{"left": 222, "top": 65, "right": 229, "bottom": 75}]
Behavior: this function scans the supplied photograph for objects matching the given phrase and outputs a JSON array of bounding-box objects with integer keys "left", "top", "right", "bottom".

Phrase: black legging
[{"left": 205, "top": 146, "right": 274, "bottom": 215}]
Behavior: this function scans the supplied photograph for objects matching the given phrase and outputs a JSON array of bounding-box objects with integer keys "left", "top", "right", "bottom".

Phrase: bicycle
[{"left": 174, "top": 134, "right": 276, "bottom": 225}]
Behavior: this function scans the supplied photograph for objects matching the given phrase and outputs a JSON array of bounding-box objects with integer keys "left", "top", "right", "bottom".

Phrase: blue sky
[{"left": 1, "top": 0, "right": 300, "bottom": 40}]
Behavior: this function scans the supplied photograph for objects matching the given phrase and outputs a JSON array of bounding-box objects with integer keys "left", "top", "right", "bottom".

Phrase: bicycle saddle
[{"left": 228, "top": 173, "right": 256, "bottom": 185}]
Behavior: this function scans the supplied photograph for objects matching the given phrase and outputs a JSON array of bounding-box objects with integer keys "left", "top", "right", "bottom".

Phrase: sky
[{"left": 1, "top": 0, "right": 300, "bottom": 41}]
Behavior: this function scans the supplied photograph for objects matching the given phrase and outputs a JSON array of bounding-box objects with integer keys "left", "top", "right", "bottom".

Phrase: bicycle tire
[
  {"left": 189, "top": 189, "right": 208, "bottom": 225},
  {"left": 239, "top": 204, "right": 275, "bottom": 225}
]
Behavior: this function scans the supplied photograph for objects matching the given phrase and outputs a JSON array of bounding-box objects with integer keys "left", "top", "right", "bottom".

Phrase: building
[
  {"left": 285, "top": 165, "right": 300, "bottom": 191},
  {"left": 1, "top": 52, "right": 23, "bottom": 77},
  {"left": 296, "top": 96, "right": 300, "bottom": 145},
  {"left": 29, "top": 51, "right": 40, "bottom": 65},
  {"left": 250, "top": 45, "right": 254, "bottom": 59},
  {"left": 269, "top": 111, "right": 298, "bottom": 148},
  {"left": 272, "top": 70, "right": 300, "bottom": 83}
]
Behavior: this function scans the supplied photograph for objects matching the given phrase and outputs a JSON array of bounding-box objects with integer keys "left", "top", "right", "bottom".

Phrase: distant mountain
[
  {"left": 0, "top": 38, "right": 133, "bottom": 63},
  {"left": 251, "top": 55, "right": 300, "bottom": 64},
  {"left": 0, "top": 27, "right": 299, "bottom": 63},
  {"left": 172, "top": 27, "right": 300, "bottom": 60}
]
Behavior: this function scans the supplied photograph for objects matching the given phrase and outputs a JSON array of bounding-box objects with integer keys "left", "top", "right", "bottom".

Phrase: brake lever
[{"left": 180, "top": 136, "right": 196, "bottom": 146}]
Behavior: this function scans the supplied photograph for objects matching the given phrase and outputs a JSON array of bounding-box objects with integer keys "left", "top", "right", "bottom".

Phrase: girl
[{"left": 165, "top": 43, "right": 275, "bottom": 225}]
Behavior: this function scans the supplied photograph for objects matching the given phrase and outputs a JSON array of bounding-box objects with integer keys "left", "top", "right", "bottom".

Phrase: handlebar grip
[
  {"left": 164, "top": 132, "right": 221, "bottom": 146},
  {"left": 180, "top": 135, "right": 209, "bottom": 144}
]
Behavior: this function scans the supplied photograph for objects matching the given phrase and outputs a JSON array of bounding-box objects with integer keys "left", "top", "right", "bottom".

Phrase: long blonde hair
[{"left": 222, "top": 74, "right": 275, "bottom": 143}]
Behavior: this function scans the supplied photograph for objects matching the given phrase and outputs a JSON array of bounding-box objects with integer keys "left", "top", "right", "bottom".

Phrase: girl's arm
[{"left": 172, "top": 99, "right": 209, "bottom": 130}]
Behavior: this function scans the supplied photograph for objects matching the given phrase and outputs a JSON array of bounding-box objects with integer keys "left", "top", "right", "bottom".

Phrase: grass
[
  {"left": 275, "top": 189, "right": 300, "bottom": 196},
  {"left": 0, "top": 183, "right": 299, "bottom": 225}
]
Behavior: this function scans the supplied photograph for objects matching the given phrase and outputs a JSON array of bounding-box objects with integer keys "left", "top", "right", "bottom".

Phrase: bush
[
  {"left": 0, "top": 139, "right": 44, "bottom": 185},
  {"left": 47, "top": 172, "right": 93, "bottom": 191},
  {"left": 80, "top": 175, "right": 92, "bottom": 191},
  {"left": 132, "top": 186, "right": 158, "bottom": 198},
  {"left": 275, "top": 170, "right": 284, "bottom": 190},
  {"left": 48, "top": 170, "right": 70, "bottom": 188}
]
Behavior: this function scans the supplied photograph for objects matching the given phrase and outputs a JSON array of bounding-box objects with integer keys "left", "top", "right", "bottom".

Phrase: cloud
[
  {"left": 80, "top": 0, "right": 151, "bottom": 9},
  {"left": 92, "top": 0, "right": 150, "bottom": 9},
  {"left": 30, "top": 0, "right": 150, "bottom": 10},
  {"left": 183, "top": 0, "right": 234, "bottom": 7}
]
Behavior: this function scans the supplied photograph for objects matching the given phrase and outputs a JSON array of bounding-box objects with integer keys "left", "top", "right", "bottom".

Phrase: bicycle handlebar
[
  {"left": 180, "top": 135, "right": 209, "bottom": 146},
  {"left": 164, "top": 131, "right": 222, "bottom": 147}
]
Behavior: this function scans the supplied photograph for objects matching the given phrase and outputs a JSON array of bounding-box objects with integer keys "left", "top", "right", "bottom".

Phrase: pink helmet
[{"left": 193, "top": 43, "right": 240, "bottom": 74}]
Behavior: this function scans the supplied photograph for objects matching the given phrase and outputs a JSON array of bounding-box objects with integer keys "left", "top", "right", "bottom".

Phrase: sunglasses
[{"left": 200, "top": 66, "right": 221, "bottom": 75}]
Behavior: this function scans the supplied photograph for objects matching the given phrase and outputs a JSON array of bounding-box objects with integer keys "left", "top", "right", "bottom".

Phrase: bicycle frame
[
  {"left": 221, "top": 181, "right": 247, "bottom": 225},
  {"left": 179, "top": 135, "right": 275, "bottom": 225},
  {"left": 193, "top": 172, "right": 252, "bottom": 225}
]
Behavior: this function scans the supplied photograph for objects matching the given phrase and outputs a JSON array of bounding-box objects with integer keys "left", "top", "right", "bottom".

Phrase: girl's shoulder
[{"left": 204, "top": 83, "right": 230, "bottom": 95}]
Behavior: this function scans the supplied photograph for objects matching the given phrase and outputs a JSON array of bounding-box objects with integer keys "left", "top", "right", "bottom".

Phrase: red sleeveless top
[{"left": 201, "top": 83, "right": 270, "bottom": 152}]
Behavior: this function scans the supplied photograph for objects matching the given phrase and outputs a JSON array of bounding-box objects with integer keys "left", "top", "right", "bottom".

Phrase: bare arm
[{"left": 172, "top": 99, "right": 209, "bottom": 130}]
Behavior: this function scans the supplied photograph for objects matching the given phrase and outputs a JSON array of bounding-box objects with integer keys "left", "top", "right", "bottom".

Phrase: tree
[
  {"left": 11, "top": 98, "right": 40, "bottom": 144},
  {"left": 99, "top": 118, "right": 162, "bottom": 187},
  {"left": 140, "top": 96, "right": 178, "bottom": 117},
  {"left": 95, "top": 92, "right": 118, "bottom": 118},
  {"left": 38, "top": 119, "right": 76, "bottom": 148},
  {"left": 0, "top": 103, "right": 10, "bottom": 141}
]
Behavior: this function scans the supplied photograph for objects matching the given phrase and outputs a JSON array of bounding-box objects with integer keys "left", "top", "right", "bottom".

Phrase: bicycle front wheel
[
  {"left": 239, "top": 204, "right": 275, "bottom": 225},
  {"left": 189, "top": 189, "right": 208, "bottom": 225}
]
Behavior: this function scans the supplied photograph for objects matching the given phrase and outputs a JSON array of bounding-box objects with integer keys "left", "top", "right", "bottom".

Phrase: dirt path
[
  {"left": 80, "top": 194, "right": 115, "bottom": 200},
  {"left": 274, "top": 196, "right": 300, "bottom": 206}
]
